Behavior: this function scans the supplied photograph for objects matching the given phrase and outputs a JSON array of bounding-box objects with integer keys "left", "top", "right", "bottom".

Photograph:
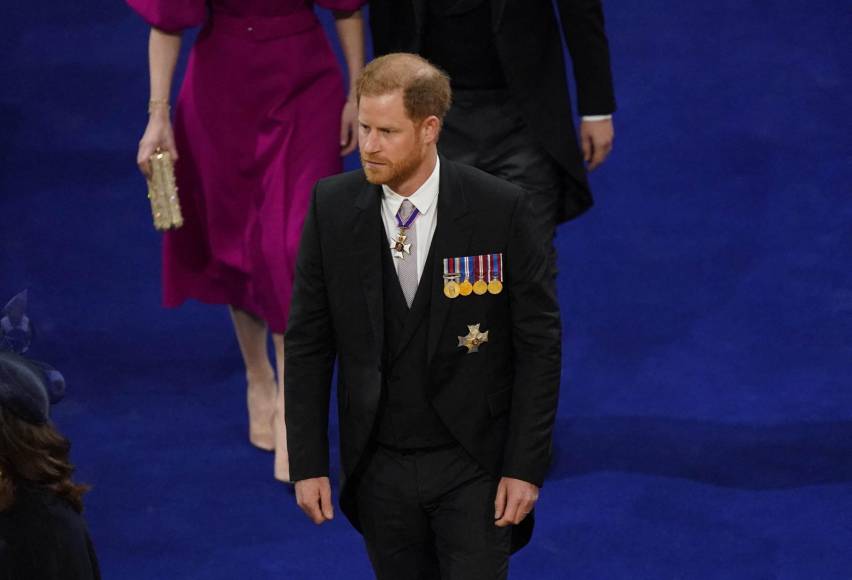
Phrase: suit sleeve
[
  {"left": 557, "top": 0, "right": 617, "bottom": 116},
  {"left": 284, "top": 184, "right": 336, "bottom": 481},
  {"left": 502, "top": 193, "right": 562, "bottom": 488}
]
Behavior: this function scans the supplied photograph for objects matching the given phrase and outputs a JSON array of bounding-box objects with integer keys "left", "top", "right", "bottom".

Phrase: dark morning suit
[
  {"left": 370, "top": 0, "right": 617, "bottom": 224},
  {"left": 284, "top": 158, "right": 562, "bottom": 577}
]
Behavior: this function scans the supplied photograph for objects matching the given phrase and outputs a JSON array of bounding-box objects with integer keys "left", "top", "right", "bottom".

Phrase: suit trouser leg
[
  {"left": 355, "top": 445, "right": 511, "bottom": 580},
  {"left": 439, "top": 89, "right": 563, "bottom": 278},
  {"left": 356, "top": 446, "right": 440, "bottom": 580}
]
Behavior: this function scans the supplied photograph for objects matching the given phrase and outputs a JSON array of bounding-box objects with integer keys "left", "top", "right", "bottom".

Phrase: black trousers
[
  {"left": 355, "top": 444, "right": 511, "bottom": 580},
  {"left": 439, "top": 89, "right": 564, "bottom": 275}
]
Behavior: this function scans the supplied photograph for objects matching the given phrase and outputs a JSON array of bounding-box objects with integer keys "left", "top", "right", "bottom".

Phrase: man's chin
[{"left": 364, "top": 167, "right": 389, "bottom": 185}]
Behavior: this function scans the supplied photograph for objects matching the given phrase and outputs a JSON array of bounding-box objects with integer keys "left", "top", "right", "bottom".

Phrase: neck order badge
[{"left": 391, "top": 204, "right": 420, "bottom": 260}]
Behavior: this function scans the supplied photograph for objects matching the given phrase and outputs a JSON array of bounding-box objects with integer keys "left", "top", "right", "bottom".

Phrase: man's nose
[{"left": 361, "top": 130, "right": 380, "bottom": 153}]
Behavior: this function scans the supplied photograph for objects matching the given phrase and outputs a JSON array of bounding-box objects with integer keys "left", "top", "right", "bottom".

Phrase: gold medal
[
  {"left": 443, "top": 257, "right": 461, "bottom": 299},
  {"left": 472, "top": 256, "right": 487, "bottom": 295},
  {"left": 487, "top": 279, "right": 503, "bottom": 295},
  {"left": 444, "top": 280, "right": 460, "bottom": 299},
  {"left": 458, "top": 256, "right": 473, "bottom": 296}
]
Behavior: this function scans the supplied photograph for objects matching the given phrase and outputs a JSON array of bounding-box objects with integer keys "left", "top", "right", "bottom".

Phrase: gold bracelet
[{"left": 148, "top": 99, "right": 171, "bottom": 114}]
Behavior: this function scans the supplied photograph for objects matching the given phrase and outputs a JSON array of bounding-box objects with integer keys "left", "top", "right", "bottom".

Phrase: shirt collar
[{"left": 381, "top": 156, "right": 440, "bottom": 217}]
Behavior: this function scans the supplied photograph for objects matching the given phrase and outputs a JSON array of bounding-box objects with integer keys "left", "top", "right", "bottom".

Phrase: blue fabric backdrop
[{"left": 1, "top": 1, "right": 851, "bottom": 578}]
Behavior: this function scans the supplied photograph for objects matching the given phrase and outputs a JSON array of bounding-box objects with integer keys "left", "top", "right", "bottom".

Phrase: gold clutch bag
[{"left": 147, "top": 149, "right": 184, "bottom": 231}]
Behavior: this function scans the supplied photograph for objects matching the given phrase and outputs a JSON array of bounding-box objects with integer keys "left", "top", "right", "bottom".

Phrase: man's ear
[{"left": 421, "top": 115, "right": 441, "bottom": 145}]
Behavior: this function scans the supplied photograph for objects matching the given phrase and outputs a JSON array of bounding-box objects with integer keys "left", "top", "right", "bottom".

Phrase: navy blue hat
[{"left": 0, "top": 291, "right": 65, "bottom": 425}]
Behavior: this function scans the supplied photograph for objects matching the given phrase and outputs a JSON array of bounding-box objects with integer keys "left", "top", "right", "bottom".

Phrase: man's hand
[
  {"left": 494, "top": 477, "right": 539, "bottom": 527},
  {"left": 580, "top": 118, "right": 614, "bottom": 171},
  {"left": 295, "top": 477, "right": 334, "bottom": 525}
]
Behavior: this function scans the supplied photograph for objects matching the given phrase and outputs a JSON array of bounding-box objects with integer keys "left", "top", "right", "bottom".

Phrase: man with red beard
[{"left": 285, "top": 53, "right": 562, "bottom": 579}]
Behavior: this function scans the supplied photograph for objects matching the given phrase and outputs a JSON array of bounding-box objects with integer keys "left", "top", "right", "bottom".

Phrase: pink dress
[{"left": 128, "top": 0, "right": 364, "bottom": 332}]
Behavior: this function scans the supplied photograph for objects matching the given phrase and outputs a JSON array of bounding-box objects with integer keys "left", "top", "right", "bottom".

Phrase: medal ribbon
[
  {"left": 444, "top": 257, "right": 457, "bottom": 278},
  {"left": 395, "top": 206, "right": 420, "bottom": 229}
]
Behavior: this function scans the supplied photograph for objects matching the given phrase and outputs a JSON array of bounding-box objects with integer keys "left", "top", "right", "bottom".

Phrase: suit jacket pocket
[{"left": 487, "top": 386, "right": 512, "bottom": 417}]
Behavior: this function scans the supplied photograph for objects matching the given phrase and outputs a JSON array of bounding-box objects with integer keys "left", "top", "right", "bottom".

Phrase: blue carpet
[{"left": 1, "top": 1, "right": 851, "bottom": 578}]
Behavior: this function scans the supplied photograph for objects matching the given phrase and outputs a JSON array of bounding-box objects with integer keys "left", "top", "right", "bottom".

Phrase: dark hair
[
  {"left": 0, "top": 405, "right": 89, "bottom": 513},
  {"left": 356, "top": 53, "right": 452, "bottom": 122}
]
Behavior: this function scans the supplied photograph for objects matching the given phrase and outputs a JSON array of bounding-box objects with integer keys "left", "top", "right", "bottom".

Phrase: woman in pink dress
[{"left": 130, "top": 0, "right": 365, "bottom": 482}]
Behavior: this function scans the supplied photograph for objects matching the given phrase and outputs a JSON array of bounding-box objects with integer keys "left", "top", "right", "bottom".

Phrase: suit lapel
[
  {"left": 352, "top": 181, "right": 384, "bottom": 353},
  {"left": 427, "top": 159, "right": 473, "bottom": 364}
]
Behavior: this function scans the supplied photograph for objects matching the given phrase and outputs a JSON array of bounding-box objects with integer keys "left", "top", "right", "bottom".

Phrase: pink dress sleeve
[
  {"left": 313, "top": 0, "right": 367, "bottom": 11},
  {"left": 126, "top": 0, "right": 207, "bottom": 32}
]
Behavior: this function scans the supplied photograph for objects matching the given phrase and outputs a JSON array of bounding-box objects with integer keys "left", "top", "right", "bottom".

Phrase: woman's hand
[
  {"left": 340, "top": 97, "right": 359, "bottom": 156},
  {"left": 332, "top": 8, "right": 364, "bottom": 157},
  {"left": 137, "top": 109, "right": 178, "bottom": 179}
]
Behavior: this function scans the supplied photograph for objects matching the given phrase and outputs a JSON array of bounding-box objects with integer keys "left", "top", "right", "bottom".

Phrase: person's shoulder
[
  {"left": 315, "top": 168, "right": 368, "bottom": 197},
  {"left": 1, "top": 486, "right": 96, "bottom": 578},
  {"left": 4, "top": 486, "right": 87, "bottom": 538},
  {"left": 446, "top": 159, "right": 524, "bottom": 207},
  {"left": 310, "top": 168, "right": 371, "bottom": 214}
]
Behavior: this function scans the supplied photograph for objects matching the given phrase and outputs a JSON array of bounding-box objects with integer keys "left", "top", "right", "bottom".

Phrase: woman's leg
[
  {"left": 272, "top": 333, "right": 290, "bottom": 482},
  {"left": 229, "top": 307, "right": 276, "bottom": 451}
]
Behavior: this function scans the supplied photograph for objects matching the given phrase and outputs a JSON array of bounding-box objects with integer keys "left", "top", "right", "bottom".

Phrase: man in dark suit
[
  {"left": 369, "top": 0, "right": 617, "bottom": 250},
  {"left": 285, "top": 53, "right": 561, "bottom": 579}
]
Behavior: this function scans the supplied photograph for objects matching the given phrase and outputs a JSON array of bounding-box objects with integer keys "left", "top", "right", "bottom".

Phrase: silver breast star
[{"left": 457, "top": 324, "right": 489, "bottom": 354}]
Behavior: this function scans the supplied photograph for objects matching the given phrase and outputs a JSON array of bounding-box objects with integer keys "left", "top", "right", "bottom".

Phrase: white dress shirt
[{"left": 381, "top": 156, "right": 441, "bottom": 283}]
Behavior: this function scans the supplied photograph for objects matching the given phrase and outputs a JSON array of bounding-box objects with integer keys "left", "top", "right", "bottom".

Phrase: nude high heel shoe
[{"left": 247, "top": 373, "right": 276, "bottom": 452}]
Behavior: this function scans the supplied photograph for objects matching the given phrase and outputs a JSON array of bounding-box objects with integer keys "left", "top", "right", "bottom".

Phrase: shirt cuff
[{"left": 581, "top": 115, "right": 613, "bottom": 122}]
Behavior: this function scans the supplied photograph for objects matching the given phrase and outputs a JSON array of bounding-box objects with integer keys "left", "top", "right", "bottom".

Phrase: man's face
[{"left": 358, "top": 91, "right": 429, "bottom": 191}]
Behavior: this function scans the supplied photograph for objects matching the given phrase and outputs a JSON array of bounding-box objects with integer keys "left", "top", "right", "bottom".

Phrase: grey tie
[{"left": 396, "top": 199, "right": 419, "bottom": 307}]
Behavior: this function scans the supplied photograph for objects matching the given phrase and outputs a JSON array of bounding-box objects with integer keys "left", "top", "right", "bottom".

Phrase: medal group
[{"left": 442, "top": 254, "right": 504, "bottom": 299}]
